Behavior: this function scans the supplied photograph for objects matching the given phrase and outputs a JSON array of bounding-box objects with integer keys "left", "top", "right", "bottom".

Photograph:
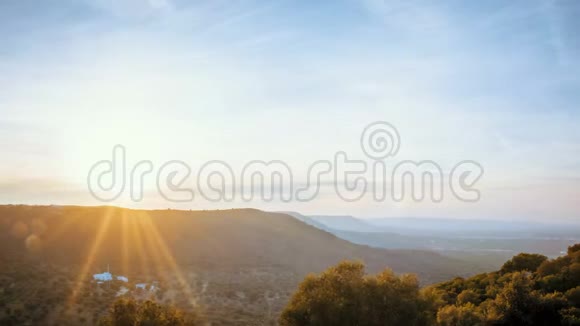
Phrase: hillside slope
[
  {"left": 0, "top": 205, "right": 479, "bottom": 283},
  {"left": 0, "top": 205, "right": 487, "bottom": 325}
]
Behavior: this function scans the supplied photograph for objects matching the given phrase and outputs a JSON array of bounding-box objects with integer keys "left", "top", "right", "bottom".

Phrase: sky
[{"left": 0, "top": 0, "right": 579, "bottom": 221}]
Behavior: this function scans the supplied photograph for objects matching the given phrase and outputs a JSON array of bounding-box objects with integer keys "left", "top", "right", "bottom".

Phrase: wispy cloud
[
  {"left": 0, "top": 0, "right": 579, "bottom": 219},
  {"left": 86, "top": 0, "right": 175, "bottom": 17}
]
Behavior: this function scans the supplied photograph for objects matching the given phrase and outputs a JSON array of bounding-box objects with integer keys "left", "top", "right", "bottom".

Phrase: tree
[
  {"left": 456, "top": 289, "right": 480, "bottom": 306},
  {"left": 436, "top": 303, "right": 484, "bottom": 326},
  {"left": 279, "top": 261, "right": 431, "bottom": 326},
  {"left": 485, "top": 272, "right": 566, "bottom": 325},
  {"left": 566, "top": 287, "right": 580, "bottom": 306},
  {"left": 500, "top": 253, "right": 547, "bottom": 274},
  {"left": 279, "top": 261, "right": 365, "bottom": 326},
  {"left": 487, "top": 272, "right": 537, "bottom": 324},
  {"left": 568, "top": 244, "right": 580, "bottom": 255},
  {"left": 363, "top": 271, "right": 428, "bottom": 325},
  {"left": 99, "top": 298, "right": 200, "bottom": 326},
  {"left": 560, "top": 307, "right": 580, "bottom": 325},
  {"left": 282, "top": 245, "right": 580, "bottom": 326}
]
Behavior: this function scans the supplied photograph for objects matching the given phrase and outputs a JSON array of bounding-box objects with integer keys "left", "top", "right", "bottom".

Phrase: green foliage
[
  {"left": 281, "top": 244, "right": 580, "bottom": 326},
  {"left": 567, "top": 287, "right": 580, "bottom": 306},
  {"left": 99, "top": 298, "right": 199, "bottom": 326},
  {"left": 437, "top": 303, "right": 484, "bottom": 326},
  {"left": 568, "top": 244, "right": 580, "bottom": 255},
  {"left": 500, "top": 253, "right": 547, "bottom": 274},
  {"left": 487, "top": 272, "right": 546, "bottom": 325},
  {"left": 431, "top": 245, "right": 580, "bottom": 325},
  {"left": 560, "top": 307, "right": 580, "bottom": 325},
  {"left": 456, "top": 289, "right": 480, "bottom": 306},
  {"left": 279, "top": 261, "right": 433, "bottom": 326}
]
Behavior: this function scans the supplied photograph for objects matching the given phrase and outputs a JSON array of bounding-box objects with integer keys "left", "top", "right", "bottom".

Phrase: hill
[
  {"left": 0, "top": 205, "right": 479, "bottom": 282},
  {"left": 283, "top": 214, "right": 580, "bottom": 270},
  {"left": 278, "top": 244, "right": 580, "bottom": 325},
  {"left": 302, "top": 214, "right": 379, "bottom": 232},
  {"left": 0, "top": 205, "right": 480, "bottom": 325}
]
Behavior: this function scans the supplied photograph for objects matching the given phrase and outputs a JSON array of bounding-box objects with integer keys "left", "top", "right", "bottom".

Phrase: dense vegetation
[
  {"left": 0, "top": 205, "right": 478, "bottom": 325},
  {"left": 280, "top": 244, "right": 580, "bottom": 325},
  {"left": 1, "top": 205, "right": 578, "bottom": 325},
  {"left": 280, "top": 261, "right": 434, "bottom": 326},
  {"left": 429, "top": 244, "right": 580, "bottom": 325},
  {"left": 0, "top": 205, "right": 477, "bottom": 283},
  {"left": 98, "top": 298, "right": 200, "bottom": 326}
]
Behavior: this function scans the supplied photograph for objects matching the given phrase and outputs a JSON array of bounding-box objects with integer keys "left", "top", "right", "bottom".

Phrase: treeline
[
  {"left": 98, "top": 299, "right": 200, "bottom": 326},
  {"left": 279, "top": 243, "right": 580, "bottom": 325},
  {"left": 17, "top": 244, "right": 580, "bottom": 325}
]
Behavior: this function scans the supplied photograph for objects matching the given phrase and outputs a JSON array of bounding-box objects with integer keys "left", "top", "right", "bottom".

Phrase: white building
[
  {"left": 93, "top": 271, "right": 113, "bottom": 281},
  {"left": 92, "top": 265, "right": 129, "bottom": 283}
]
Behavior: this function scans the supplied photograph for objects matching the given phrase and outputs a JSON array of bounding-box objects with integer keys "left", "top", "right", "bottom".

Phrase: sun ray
[
  {"left": 66, "top": 207, "right": 115, "bottom": 307},
  {"left": 137, "top": 211, "right": 179, "bottom": 296},
  {"left": 121, "top": 210, "right": 130, "bottom": 277},
  {"left": 136, "top": 212, "right": 163, "bottom": 281},
  {"left": 131, "top": 211, "right": 150, "bottom": 280},
  {"left": 138, "top": 211, "right": 198, "bottom": 308}
]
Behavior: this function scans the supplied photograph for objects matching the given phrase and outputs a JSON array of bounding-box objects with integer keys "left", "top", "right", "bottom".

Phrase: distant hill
[
  {"left": 365, "top": 217, "right": 580, "bottom": 238},
  {"left": 304, "top": 214, "right": 379, "bottom": 232},
  {"left": 277, "top": 211, "right": 332, "bottom": 232},
  {"left": 0, "top": 205, "right": 477, "bottom": 284},
  {"left": 280, "top": 213, "right": 580, "bottom": 270}
]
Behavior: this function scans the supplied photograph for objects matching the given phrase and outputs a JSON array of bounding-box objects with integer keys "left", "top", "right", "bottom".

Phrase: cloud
[
  {"left": 148, "top": 0, "right": 173, "bottom": 10},
  {"left": 0, "top": 0, "right": 579, "bottom": 218},
  {"left": 356, "top": 0, "right": 452, "bottom": 35},
  {"left": 87, "top": 0, "right": 174, "bottom": 18}
]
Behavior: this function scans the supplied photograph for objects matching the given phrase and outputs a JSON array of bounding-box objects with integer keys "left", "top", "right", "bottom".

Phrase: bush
[
  {"left": 500, "top": 253, "right": 547, "bottom": 274},
  {"left": 279, "top": 261, "right": 432, "bottom": 326},
  {"left": 99, "top": 298, "right": 200, "bottom": 326},
  {"left": 436, "top": 303, "right": 484, "bottom": 326},
  {"left": 568, "top": 244, "right": 580, "bottom": 255},
  {"left": 456, "top": 290, "right": 480, "bottom": 306}
]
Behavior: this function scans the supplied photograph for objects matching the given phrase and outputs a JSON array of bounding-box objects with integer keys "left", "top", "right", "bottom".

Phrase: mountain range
[{"left": 0, "top": 205, "right": 483, "bottom": 284}]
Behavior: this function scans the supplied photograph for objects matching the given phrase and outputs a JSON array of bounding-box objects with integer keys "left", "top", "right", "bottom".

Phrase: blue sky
[{"left": 0, "top": 0, "right": 579, "bottom": 220}]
